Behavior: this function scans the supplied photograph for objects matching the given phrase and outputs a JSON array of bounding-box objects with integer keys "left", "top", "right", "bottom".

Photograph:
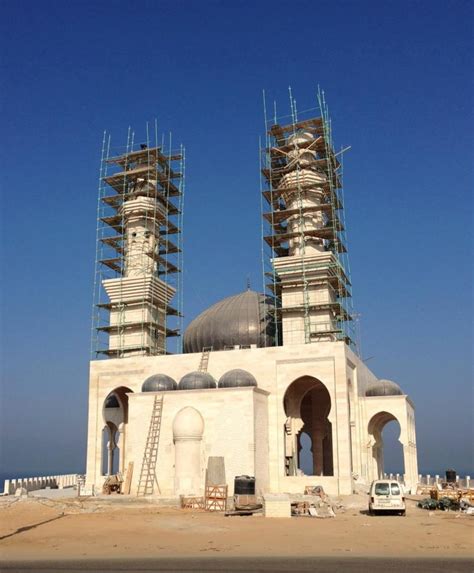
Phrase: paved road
[{"left": 2, "top": 557, "right": 473, "bottom": 572}]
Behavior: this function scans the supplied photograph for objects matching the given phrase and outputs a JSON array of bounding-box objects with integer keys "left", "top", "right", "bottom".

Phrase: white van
[{"left": 368, "top": 480, "right": 406, "bottom": 515}]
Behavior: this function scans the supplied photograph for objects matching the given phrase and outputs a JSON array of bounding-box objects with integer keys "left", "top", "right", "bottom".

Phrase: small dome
[
  {"left": 179, "top": 371, "right": 216, "bottom": 390},
  {"left": 218, "top": 369, "right": 257, "bottom": 388},
  {"left": 142, "top": 374, "right": 177, "bottom": 392},
  {"left": 104, "top": 394, "right": 120, "bottom": 408},
  {"left": 173, "top": 406, "right": 204, "bottom": 439},
  {"left": 366, "top": 379, "right": 404, "bottom": 397}
]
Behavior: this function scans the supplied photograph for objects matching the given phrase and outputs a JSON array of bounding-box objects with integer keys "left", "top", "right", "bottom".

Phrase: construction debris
[
  {"left": 102, "top": 474, "right": 123, "bottom": 495},
  {"left": 422, "top": 484, "right": 474, "bottom": 503},
  {"left": 418, "top": 498, "right": 438, "bottom": 510},
  {"left": 418, "top": 496, "right": 474, "bottom": 513},
  {"left": 225, "top": 508, "right": 260, "bottom": 517},
  {"left": 304, "top": 485, "right": 325, "bottom": 497},
  {"left": 461, "top": 502, "right": 474, "bottom": 515},
  {"left": 290, "top": 485, "right": 341, "bottom": 518}
]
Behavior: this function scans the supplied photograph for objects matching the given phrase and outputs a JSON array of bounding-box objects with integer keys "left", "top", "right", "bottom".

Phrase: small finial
[{"left": 246, "top": 276, "right": 251, "bottom": 291}]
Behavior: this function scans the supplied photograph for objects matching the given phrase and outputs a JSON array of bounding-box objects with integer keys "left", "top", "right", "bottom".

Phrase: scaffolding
[
  {"left": 91, "top": 122, "right": 185, "bottom": 358},
  {"left": 260, "top": 88, "right": 357, "bottom": 351}
]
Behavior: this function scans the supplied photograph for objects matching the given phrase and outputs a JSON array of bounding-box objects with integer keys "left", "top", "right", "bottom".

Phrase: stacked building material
[
  {"left": 205, "top": 485, "right": 228, "bottom": 511},
  {"left": 263, "top": 494, "right": 291, "bottom": 518}
]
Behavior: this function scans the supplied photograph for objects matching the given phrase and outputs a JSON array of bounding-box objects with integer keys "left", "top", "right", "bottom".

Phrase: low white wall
[
  {"left": 415, "top": 473, "right": 471, "bottom": 489},
  {"left": 382, "top": 473, "right": 472, "bottom": 489},
  {"left": 1, "top": 473, "right": 80, "bottom": 495}
]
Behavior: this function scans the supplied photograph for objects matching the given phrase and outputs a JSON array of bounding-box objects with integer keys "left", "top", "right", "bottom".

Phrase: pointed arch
[
  {"left": 101, "top": 387, "right": 133, "bottom": 475},
  {"left": 368, "top": 411, "right": 404, "bottom": 480},
  {"left": 283, "top": 376, "right": 333, "bottom": 476}
]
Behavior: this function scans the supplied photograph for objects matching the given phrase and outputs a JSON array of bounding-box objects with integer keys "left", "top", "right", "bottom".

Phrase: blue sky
[{"left": 1, "top": 0, "right": 472, "bottom": 477}]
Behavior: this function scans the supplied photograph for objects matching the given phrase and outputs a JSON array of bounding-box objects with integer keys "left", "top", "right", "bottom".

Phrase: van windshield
[
  {"left": 391, "top": 483, "right": 401, "bottom": 495},
  {"left": 374, "top": 483, "right": 390, "bottom": 495}
]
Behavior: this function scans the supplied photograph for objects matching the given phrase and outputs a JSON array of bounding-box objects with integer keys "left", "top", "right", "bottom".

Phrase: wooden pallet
[
  {"left": 181, "top": 495, "right": 205, "bottom": 509},
  {"left": 205, "top": 485, "right": 228, "bottom": 512}
]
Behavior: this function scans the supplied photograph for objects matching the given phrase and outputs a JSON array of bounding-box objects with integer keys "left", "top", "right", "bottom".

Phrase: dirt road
[{"left": 0, "top": 496, "right": 472, "bottom": 568}]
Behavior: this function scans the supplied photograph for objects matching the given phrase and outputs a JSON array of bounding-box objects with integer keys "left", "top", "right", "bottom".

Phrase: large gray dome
[
  {"left": 366, "top": 379, "right": 403, "bottom": 397},
  {"left": 142, "top": 374, "right": 177, "bottom": 392},
  {"left": 179, "top": 371, "right": 217, "bottom": 390},
  {"left": 219, "top": 369, "right": 257, "bottom": 388},
  {"left": 183, "top": 289, "right": 276, "bottom": 353}
]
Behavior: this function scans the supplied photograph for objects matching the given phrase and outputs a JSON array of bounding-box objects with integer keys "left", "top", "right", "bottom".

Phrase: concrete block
[
  {"left": 206, "top": 457, "right": 226, "bottom": 486},
  {"left": 263, "top": 494, "right": 291, "bottom": 518}
]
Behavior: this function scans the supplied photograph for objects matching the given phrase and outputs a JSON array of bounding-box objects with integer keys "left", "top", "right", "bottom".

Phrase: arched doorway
[
  {"left": 368, "top": 412, "right": 404, "bottom": 480},
  {"left": 102, "top": 387, "right": 132, "bottom": 476},
  {"left": 381, "top": 420, "right": 403, "bottom": 476},
  {"left": 284, "top": 376, "right": 333, "bottom": 476}
]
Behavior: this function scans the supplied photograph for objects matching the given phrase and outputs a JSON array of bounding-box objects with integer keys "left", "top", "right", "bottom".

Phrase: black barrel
[
  {"left": 234, "top": 475, "right": 255, "bottom": 495},
  {"left": 445, "top": 469, "right": 456, "bottom": 483}
]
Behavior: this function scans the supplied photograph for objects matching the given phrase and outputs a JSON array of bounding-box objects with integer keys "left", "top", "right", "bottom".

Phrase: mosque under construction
[{"left": 84, "top": 89, "right": 419, "bottom": 497}]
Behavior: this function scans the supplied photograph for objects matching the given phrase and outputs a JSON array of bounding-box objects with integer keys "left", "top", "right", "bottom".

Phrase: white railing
[
  {"left": 382, "top": 473, "right": 471, "bottom": 489},
  {"left": 1, "top": 473, "right": 80, "bottom": 495},
  {"left": 417, "top": 474, "right": 471, "bottom": 489}
]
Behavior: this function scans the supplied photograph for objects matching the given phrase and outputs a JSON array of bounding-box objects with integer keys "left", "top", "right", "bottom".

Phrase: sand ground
[{"left": 0, "top": 495, "right": 472, "bottom": 563}]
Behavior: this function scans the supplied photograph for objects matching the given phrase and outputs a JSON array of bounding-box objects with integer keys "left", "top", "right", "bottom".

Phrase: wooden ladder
[
  {"left": 198, "top": 346, "right": 213, "bottom": 372},
  {"left": 136, "top": 395, "right": 164, "bottom": 496}
]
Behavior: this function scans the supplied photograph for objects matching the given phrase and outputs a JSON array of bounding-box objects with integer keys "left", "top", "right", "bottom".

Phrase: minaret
[
  {"left": 262, "top": 93, "right": 353, "bottom": 347},
  {"left": 93, "top": 139, "right": 184, "bottom": 358}
]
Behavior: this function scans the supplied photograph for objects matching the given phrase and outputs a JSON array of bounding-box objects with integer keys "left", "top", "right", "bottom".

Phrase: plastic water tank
[
  {"left": 234, "top": 475, "right": 255, "bottom": 495},
  {"left": 445, "top": 469, "right": 456, "bottom": 483}
]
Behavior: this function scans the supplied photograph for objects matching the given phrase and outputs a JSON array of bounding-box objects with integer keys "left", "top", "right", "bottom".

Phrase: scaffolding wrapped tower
[
  {"left": 91, "top": 124, "right": 185, "bottom": 358},
  {"left": 260, "top": 88, "right": 356, "bottom": 350}
]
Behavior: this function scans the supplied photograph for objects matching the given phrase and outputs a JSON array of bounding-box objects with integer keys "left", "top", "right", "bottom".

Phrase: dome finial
[{"left": 246, "top": 275, "right": 251, "bottom": 291}]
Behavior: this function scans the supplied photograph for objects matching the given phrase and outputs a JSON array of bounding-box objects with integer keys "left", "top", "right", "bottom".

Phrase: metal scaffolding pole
[
  {"left": 91, "top": 122, "right": 185, "bottom": 359},
  {"left": 260, "top": 88, "right": 357, "bottom": 352}
]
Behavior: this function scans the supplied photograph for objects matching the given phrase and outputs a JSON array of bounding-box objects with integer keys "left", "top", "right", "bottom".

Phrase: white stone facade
[
  {"left": 85, "top": 340, "right": 419, "bottom": 497},
  {"left": 86, "top": 113, "right": 419, "bottom": 500}
]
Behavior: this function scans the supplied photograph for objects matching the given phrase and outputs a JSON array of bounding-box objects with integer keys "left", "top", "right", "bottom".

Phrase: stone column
[
  {"left": 107, "top": 434, "right": 114, "bottom": 476},
  {"left": 117, "top": 424, "right": 125, "bottom": 474},
  {"left": 311, "top": 422, "right": 326, "bottom": 476}
]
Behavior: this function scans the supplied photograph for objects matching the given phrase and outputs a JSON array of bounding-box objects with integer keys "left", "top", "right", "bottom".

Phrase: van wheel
[{"left": 399, "top": 510, "right": 406, "bottom": 516}]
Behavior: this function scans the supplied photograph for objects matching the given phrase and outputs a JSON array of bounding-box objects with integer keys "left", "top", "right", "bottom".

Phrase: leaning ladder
[
  {"left": 198, "top": 346, "right": 213, "bottom": 372},
  {"left": 136, "top": 395, "right": 164, "bottom": 496}
]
